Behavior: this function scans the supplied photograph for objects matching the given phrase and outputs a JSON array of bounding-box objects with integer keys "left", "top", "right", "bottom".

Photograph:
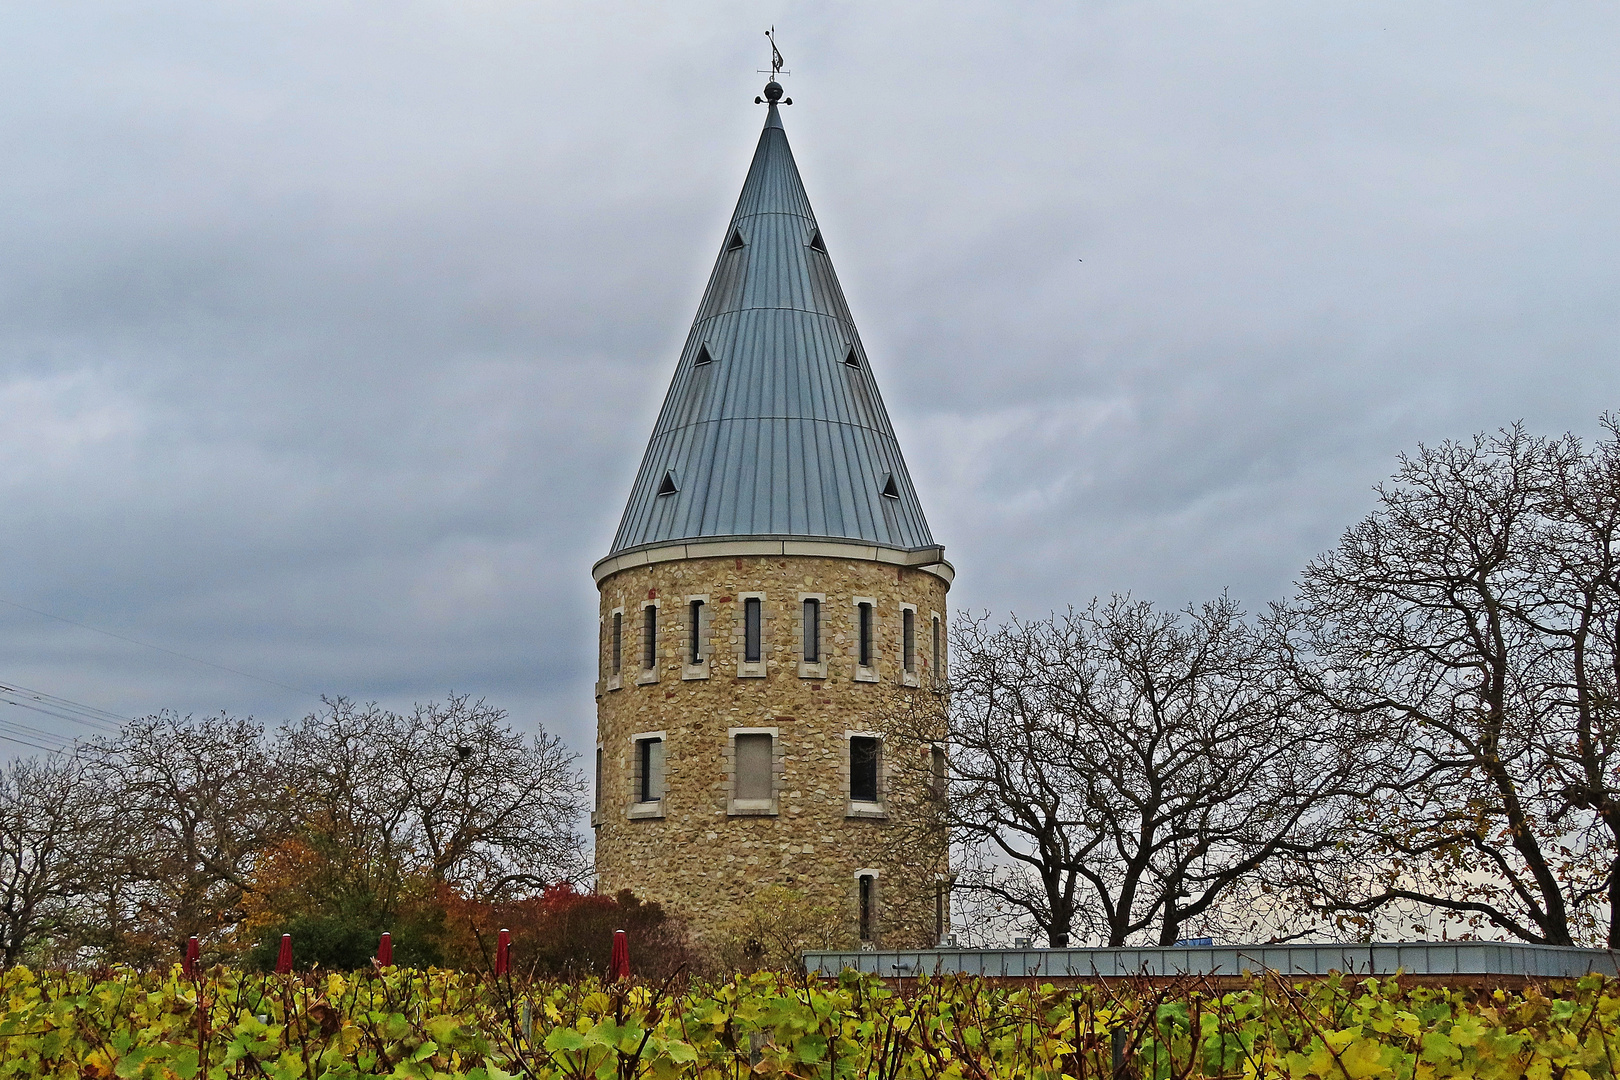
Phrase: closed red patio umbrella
[
  {"left": 183, "top": 936, "right": 200, "bottom": 978},
  {"left": 377, "top": 932, "right": 392, "bottom": 967},
  {"left": 275, "top": 933, "right": 293, "bottom": 974},
  {"left": 494, "top": 928, "right": 511, "bottom": 976},
  {"left": 609, "top": 929, "right": 630, "bottom": 981}
]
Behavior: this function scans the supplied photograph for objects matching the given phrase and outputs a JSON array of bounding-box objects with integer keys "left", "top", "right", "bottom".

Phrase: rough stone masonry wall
[{"left": 593, "top": 553, "right": 949, "bottom": 951}]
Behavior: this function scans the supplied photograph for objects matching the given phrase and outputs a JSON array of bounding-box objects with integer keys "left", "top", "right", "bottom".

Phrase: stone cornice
[{"left": 593, "top": 538, "right": 954, "bottom": 586}]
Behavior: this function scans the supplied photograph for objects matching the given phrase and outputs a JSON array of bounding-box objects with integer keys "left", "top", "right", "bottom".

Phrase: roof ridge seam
[
  {"left": 694, "top": 305, "right": 864, "bottom": 321},
  {"left": 645, "top": 417, "right": 903, "bottom": 440}
]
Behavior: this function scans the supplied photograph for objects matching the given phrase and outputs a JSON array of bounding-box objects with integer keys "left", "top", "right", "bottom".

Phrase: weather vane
[{"left": 755, "top": 27, "right": 793, "bottom": 106}]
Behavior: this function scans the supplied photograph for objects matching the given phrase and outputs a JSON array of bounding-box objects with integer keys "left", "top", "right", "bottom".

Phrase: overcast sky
[{"left": 1, "top": 2, "right": 1615, "bottom": 762}]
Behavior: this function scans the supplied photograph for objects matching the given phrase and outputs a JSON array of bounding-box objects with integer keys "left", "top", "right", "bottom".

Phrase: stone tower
[{"left": 591, "top": 81, "right": 951, "bottom": 950}]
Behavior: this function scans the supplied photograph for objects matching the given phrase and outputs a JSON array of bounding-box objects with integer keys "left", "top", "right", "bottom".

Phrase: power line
[
  {"left": 0, "top": 711, "right": 69, "bottom": 753},
  {"left": 0, "top": 733, "right": 63, "bottom": 754},
  {"left": 0, "top": 682, "right": 128, "bottom": 733},
  {"left": 0, "top": 596, "right": 319, "bottom": 698}
]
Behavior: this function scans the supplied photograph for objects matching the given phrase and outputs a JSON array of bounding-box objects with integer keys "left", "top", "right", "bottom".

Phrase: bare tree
[
  {"left": 277, "top": 696, "right": 586, "bottom": 908},
  {"left": 0, "top": 754, "right": 103, "bottom": 964},
  {"left": 1285, "top": 420, "right": 1620, "bottom": 945},
  {"left": 77, "top": 713, "right": 287, "bottom": 961},
  {"left": 902, "top": 596, "right": 1369, "bottom": 947}
]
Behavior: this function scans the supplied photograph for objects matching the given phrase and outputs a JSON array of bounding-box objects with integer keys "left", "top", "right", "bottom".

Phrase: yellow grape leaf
[
  {"left": 1419, "top": 1032, "right": 1459, "bottom": 1064},
  {"left": 1339, "top": 1036, "right": 1399, "bottom": 1079},
  {"left": 1450, "top": 1014, "right": 1487, "bottom": 1048}
]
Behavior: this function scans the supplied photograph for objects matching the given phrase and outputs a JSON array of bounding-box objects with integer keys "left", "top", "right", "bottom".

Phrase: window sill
[
  {"left": 590, "top": 810, "right": 601, "bottom": 828},
  {"left": 681, "top": 662, "right": 709, "bottom": 681},
  {"left": 846, "top": 801, "right": 886, "bottom": 819},
  {"left": 606, "top": 676, "right": 623, "bottom": 692},
  {"left": 798, "top": 661, "right": 828, "bottom": 680},
  {"left": 737, "top": 661, "right": 768, "bottom": 679},
  {"left": 628, "top": 801, "right": 665, "bottom": 820},
  {"left": 854, "top": 666, "right": 879, "bottom": 684},
  {"left": 728, "top": 799, "right": 777, "bottom": 816},
  {"left": 901, "top": 670, "right": 920, "bottom": 687},
  {"left": 635, "top": 670, "right": 659, "bottom": 686}
]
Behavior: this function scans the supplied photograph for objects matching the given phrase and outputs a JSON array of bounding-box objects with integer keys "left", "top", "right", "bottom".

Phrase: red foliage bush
[{"left": 440, "top": 885, "right": 691, "bottom": 979}]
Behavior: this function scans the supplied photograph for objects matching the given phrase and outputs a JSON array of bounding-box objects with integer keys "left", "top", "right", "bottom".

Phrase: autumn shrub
[{"left": 440, "top": 884, "right": 693, "bottom": 979}]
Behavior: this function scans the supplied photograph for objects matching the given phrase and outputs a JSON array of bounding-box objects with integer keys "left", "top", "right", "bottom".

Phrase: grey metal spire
[{"left": 606, "top": 98, "right": 937, "bottom": 558}]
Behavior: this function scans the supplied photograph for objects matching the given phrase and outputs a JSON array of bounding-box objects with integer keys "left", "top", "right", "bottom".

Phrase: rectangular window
[
  {"left": 931, "top": 744, "right": 947, "bottom": 800},
  {"left": 594, "top": 746, "right": 603, "bottom": 812},
  {"left": 903, "top": 609, "right": 916, "bottom": 673},
  {"left": 637, "top": 737, "right": 664, "bottom": 803},
  {"left": 745, "top": 597, "right": 762, "bottom": 663},
  {"left": 612, "top": 612, "right": 622, "bottom": 675},
  {"left": 643, "top": 606, "right": 657, "bottom": 670},
  {"left": 734, "top": 733, "right": 773, "bottom": 802},
  {"left": 850, "top": 736, "right": 880, "bottom": 802},
  {"left": 803, "top": 599, "right": 820, "bottom": 663},
  {"left": 932, "top": 616, "right": 941, "bottom": 682},
  {"left": 858, "top": 603, "right": 873, "bottom": 667},
  {"left": 859, "top": 874, "right": 875, "bottom": 942},
  {"left": 689, "top": 599, "right": 704, "bottom": 664}
]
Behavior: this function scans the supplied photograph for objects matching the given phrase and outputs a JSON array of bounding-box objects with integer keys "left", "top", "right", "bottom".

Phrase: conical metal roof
[{"left": 606, "top": 102, "right": 937, "bottom": 559}]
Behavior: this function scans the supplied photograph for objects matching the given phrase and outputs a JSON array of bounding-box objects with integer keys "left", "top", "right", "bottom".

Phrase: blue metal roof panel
[{"left": 608, "top": 102, "right": 937, "bottom": 558}]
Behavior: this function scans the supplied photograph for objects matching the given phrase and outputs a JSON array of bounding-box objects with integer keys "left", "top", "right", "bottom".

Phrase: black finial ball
[{"left": 763, "top": 81, "right": 784, "bottom": 102}]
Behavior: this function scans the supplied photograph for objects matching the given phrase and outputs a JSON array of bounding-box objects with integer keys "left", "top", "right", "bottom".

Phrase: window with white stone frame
[
  {"left": 629, "top": 732, "right": 666, "bottom": 819},
  {"left": 899, "top": 603, "right": 920, "bottom": 686},
  {"left": 592, "top": 745, "right": 604, "bottom": 825},
  {"left": 636, "top": 601, "right": 660, "bottom": 685},
  {"left": 855, "top": 869, "right": 881, "bottom": 944},
  {"left": 931, "top": 612, "right": 944, "bottom": 686},
  {"left": 727, "top": 727, "right": 780, "bottom": 815},
  {"left": 798, "top": 593, "right": 827, "bottom": 679},
  {"left": 852, "top": 597, "right": 878, "bottom": 683},
  {"left": 606, "top": 607, "right": 624, "bottom": 691},
  {"left": 736, "top": 592, "right": 768, "bottom": 678},
  {"left": 846, "top": 731, "right": 885, "bottom": 817},
  {"left": 683, "top": 595, "right": 710, "bottom": 680}
]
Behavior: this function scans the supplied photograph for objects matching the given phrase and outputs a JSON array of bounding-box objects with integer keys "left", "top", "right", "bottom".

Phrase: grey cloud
[{"left": 0, "top": 1, "right": 1614, "bottom": 764}]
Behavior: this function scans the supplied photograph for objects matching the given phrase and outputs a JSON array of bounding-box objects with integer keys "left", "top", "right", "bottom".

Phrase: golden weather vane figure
[{"left": 755, "top": 27, "right": 792, "bottom": 106}]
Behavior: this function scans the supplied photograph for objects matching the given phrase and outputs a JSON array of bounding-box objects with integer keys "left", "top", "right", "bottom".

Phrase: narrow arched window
[
  {"left": 903, "top": 609, "right": 916, "bottom": 673},
  {"left": 858, "top": 874, "right": 876, "bottom": 942},
  {"left": 803, "top": 598, "right": 820, "bottom": 663},
  {"left": 932, "top": 615, "right": 942, "bottom": 684},
  {"left": 689, "top": 599, "right": 704, "bottom": 664},
  {"left": 643, "top": 605, "right": 657, "bottom": 670},
  {"left": 612, "top": 612, "right": 622, "bottom": 675},
  {"left": 744, "top": 597, "right": 762, "bottom": 663},
  {"left": 858, "top": 602, "right": 873, "bottom": 667}
]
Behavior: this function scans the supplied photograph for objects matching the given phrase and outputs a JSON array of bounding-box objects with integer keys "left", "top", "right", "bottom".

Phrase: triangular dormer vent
[
  {"left": 808, "top": 229, "right": 827, "bottom": 253},
  {"left": 843, "top": 345, "right": 860, "bottom": 369},
  {"left": 657, "top": 471, "right": 679, "bottom": 497},
  {"left": 694, "top": 343, "right": 713, "bottom": 366},
  {"left": 727, "top": 228, "right": 746, "bottom": 251},
  {"left": 880, "top": 474, "right": 901, "bottom": 500}
]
